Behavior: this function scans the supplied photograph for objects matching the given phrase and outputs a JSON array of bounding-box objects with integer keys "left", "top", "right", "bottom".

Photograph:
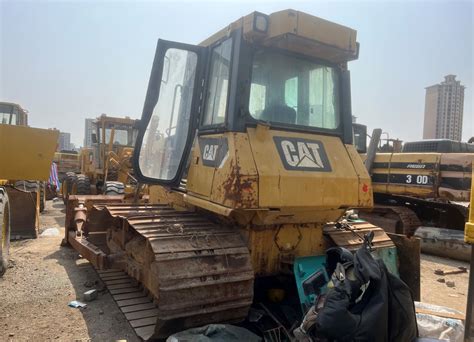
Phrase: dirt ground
[
  {"left": 420, "top": 253, "right": 470, "bottom": 313},
  {"left": 0, "top": 200, "right": 139, "bottom": 342},
  {"left": 0, "top": 200, "right": 471, "bottom": 341}
]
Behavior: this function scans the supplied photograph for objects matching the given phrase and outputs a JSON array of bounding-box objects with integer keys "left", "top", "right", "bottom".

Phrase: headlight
[{"left": 254, "top": 12, "right": 269, "bottom": 33}]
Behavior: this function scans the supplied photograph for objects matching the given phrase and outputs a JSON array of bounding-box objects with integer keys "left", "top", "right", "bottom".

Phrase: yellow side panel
[
  {"left": 0, "top": 125, "right": 59, "bottom": 181},
  {"left": 210, "top": 133, "right": 258, "bottom": 208},
  {"left": 187, "top": 133, "right": 259, "bottom": 208},
  {"left": 345, "top": 144, "right": 373, "bottom": 207},
  {"left": 187, "top": 144, "right": 215, "bottom": 198},
  {"left": 247, "top": 127, "right": 360, "bottom": 209}
]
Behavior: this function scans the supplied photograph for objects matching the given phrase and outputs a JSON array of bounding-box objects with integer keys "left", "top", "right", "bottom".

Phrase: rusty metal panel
[
  {"left": 244, "top": 223, "right": 326, "bottom": 276},
  {"left": 68, "top": 231, "right": 107, "bottom": 269},
  {"left": 324, "top": 221, "right": 395, "bottom": 251},
  {"left": 387, "top": 233, "right": 420, "bottom": 301},
  {"left": 5, "top": 187, "right": 38, "bottom": 239},
  {"left": 64, "top": 195, "right": 124, "bottom": 243},
  {"left": 187, "top": 132, "right": 259, "bottom": 209}
]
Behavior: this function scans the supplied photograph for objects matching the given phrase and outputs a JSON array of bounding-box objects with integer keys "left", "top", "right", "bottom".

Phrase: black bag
[{"left": 311, "top": 245, "right": 418, "bottom": 342}]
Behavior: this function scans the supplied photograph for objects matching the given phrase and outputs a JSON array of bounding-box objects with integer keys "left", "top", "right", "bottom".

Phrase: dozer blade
[
  {"left": 67, "top": 201, "right": 254, "bottom": 340},
  {"left": 4, "top": 186, "right": 38, "bottom": 239}
]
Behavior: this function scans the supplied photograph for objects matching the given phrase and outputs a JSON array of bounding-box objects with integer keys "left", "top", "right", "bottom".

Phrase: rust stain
[{"left": 221, "top": 159, "right": 257, "bottom": 208}]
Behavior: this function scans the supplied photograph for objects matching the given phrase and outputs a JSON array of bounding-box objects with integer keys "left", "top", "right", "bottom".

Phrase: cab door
[{"left": 134, "top": 40, "right": 207, "bottom": 186}]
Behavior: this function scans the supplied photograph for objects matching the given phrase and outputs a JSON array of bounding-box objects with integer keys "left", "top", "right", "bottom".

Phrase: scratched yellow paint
[{"left": 186, "top": 127, "right": 372, "bottom": 225}]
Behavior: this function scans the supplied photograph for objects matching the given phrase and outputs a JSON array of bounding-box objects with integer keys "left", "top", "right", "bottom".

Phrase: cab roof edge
[{"left": 199, "top": 9, "right": 359, "bottom": 64}]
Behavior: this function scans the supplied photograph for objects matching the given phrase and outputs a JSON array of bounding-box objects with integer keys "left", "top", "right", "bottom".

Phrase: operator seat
[{"left": 260, "top": 104, "right": 297, "bottom": 125}]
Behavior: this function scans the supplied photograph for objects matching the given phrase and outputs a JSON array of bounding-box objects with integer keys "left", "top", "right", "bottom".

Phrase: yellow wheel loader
[
  {"left": 0, "top": 102, "right": 58, "bottom": 275},
  {"left": 62, "top": 115, "right": 139, "bottom": 203},
  {"left": 64, "top": 10, "right": 420, "bottom": 340}
]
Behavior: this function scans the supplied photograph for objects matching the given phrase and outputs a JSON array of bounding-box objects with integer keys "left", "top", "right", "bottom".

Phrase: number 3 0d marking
[{"left": 406, "top": 175, "right": 429, "bottom": 185}]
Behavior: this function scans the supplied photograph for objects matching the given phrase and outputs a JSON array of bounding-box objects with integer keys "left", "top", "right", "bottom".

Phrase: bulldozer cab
[
  {"left": 0, "top": 102, "right": 28, "bottom": 126},
  {"left": 133, "top": 10, "right": 373, "bottom": 221},
  {"left": 133, "top": 10, "right": 372, "bottom": 222}
]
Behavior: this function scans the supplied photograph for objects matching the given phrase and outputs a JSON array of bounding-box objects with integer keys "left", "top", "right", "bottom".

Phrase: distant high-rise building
[
  {"left": 58, "top": 132, "right": 71, "bottom": 151},
  {"left": 84, "top": 118, "right": 94, "bottom": 147},
  {"left": 423, "top": 75, "right": 465, "bottom": 141}
]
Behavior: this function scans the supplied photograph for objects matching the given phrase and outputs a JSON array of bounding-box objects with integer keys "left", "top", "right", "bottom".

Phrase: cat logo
[
  {"left": 273, "top": 137, "right": 331, "bottom": 172},
  {"left": 198, "top": 137, "right": 229, "bottom": 168},
  {"left": 203, "top": 144, "right": 219, "bottom": 161}
]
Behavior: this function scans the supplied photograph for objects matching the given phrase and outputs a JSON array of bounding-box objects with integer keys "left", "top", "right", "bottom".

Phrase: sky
[{"left": 1, "top": 0, "right": 472, "bottom": 146}]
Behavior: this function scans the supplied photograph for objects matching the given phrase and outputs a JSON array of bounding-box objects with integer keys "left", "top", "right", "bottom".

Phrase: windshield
[
  {"left": 249, "top": 50, "right": 340, "bottom": 130},
  {"left": 104, "top": 128, "right": 136, "bottom": 146},
  {"left": 95, "top": 123, "right": 138, "bottom": 147},
  {"left": 0, "top": 103, "right": 18, "bottom": 125}
]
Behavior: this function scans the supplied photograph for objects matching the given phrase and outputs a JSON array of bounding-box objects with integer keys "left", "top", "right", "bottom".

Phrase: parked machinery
[
  {"left": 64, "top": 10, "right": 420, "bottom": 339},
  {"left": 62, "top": 114, "right": 139, "bottom": 201},
  {"left": 354, "top": 123, "right": 473, "bottom": 261},
  {"left": 53, "top": 151, "right": 80, "bottom": 182},
  {"left": 0, "top": 102, "right": 58, "bottom": 274}
]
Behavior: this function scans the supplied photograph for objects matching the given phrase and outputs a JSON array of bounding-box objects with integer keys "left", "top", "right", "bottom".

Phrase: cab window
[
  {"left": 202, "top": 38, "right": 232, "bottom": 126},
  {"left": 0, "top": 104, "right": 17, "bottom": 125},
  {"left": 249, "top": 50, "right": 340, "bottom": 130}
]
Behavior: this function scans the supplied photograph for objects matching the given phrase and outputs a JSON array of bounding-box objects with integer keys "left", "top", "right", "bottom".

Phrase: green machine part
[
  {"left": 294, "top": 255, "right": 329, "bottom": 313},
  {"left": 293, "top": 246, "right": 398, "bottom": 314}
]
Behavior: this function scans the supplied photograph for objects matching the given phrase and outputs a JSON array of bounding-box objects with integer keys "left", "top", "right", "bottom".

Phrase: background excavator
[
  {"left": 0, "top": 102, "right": 58, "bottom": 275},
  {"left": 64, "top": 10, "right": 420, "bottom": 340},
  {"left": 61, "top": 114, "right": 140, "bottom": 202},
  {"left": 354, "top": 123, "right": 473, "bottom": 261}
]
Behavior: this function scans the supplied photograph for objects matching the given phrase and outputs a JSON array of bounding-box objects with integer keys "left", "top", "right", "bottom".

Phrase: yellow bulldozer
[
  {"left": 64, "top": 10, "right": 420, "bottom": 339},
  {"left": 61, "top": 114, "right": 139, "bottom": 202},
  {"left": 0, "top": 102, "right": 58, "bottom": 275}
]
